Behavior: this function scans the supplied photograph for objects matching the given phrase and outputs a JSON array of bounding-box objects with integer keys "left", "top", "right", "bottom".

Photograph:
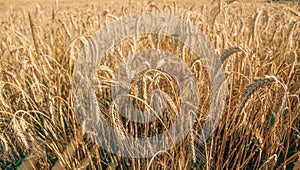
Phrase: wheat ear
[
  {"left": 238, "top": 76, "right": 276, "bottom": 125},
  {"left": 220, "top": 46, "right": 243, "bottom": 63}
]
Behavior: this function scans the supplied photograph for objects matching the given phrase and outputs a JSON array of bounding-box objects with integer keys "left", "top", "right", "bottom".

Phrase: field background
[{"left": 0, "top": 0, "right": 299, "bottom": 169}]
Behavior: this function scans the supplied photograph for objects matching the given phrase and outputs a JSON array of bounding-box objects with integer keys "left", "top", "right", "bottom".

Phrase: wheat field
[{"left": 0, "top": 0, "right": 299, "bottom": 169}]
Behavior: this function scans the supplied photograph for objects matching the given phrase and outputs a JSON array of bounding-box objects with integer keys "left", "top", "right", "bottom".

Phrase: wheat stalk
[
  {"left": 11, "top": 117, "right": 29, "bottom": 150},
  {"left": 0, "top": 82, "right": 10, "bottom": 109},
  {"left": 237, "top": 76, "right": 276, "bottom": 126},
  {"left": 0, "top": 134, "right": 9, "bottom": 152},
  {"left": 220, "top": 46, "right": 243, "bottom": 63}
]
